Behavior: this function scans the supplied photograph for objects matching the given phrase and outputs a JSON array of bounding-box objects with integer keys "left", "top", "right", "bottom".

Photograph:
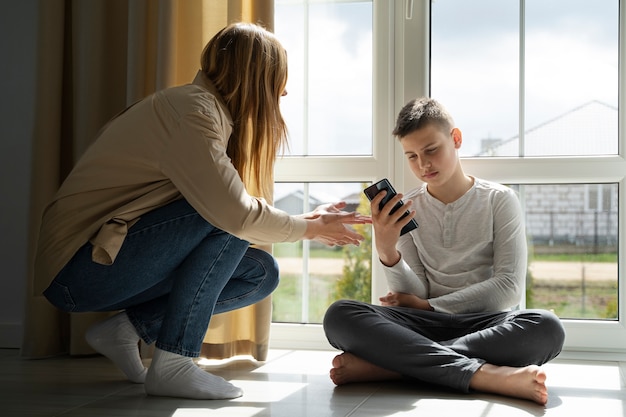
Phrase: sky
[
  {"left": 275, "top": 1, "right": 373, "bottom": 157},
  {"left": 430, "top": 0, "right": 619, "bottom": 155},
  {"left": 272, "top": 0, "right": 620, "bottom": 200}
]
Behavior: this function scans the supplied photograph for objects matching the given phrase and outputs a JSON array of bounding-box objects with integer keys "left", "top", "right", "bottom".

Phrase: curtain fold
[{"left": 22, "top": 0, "right": 276, "bottom": 361}]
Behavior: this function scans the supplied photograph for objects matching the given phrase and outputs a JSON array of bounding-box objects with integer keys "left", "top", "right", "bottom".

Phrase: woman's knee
[
  {"left": 43, "top": 281, "right": 76, "bottom": 312},
  {"left": 244, "top": 247, "right": 280, "bottom": 293}
]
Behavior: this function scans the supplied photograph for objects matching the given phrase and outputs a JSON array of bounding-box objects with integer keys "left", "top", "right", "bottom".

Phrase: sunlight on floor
[
  {"left": 230, "top": 380, "right": 309, "bottom": 402},
  {"left": 547, "top": 397, "right": 624, "bottom": 417},
  {"left": 251, "top": 350, "right": 335, "bottom": 376},
  {"left": 172, "top": 407, "right": 264, "bottom": 417},
  {"left": 545, "top": 361, "right": 624, "bottom": 390},
  {"left": 197, "top": 355, "right": 258, "bottom": 367},
  {"left": 386, "top": 399, "right": 495, "bottom": 416}
]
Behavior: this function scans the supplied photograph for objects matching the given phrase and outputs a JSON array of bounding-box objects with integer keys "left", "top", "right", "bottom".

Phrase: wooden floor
[{"left": 1, "top": 348, "right": 625, "bottom": 416}]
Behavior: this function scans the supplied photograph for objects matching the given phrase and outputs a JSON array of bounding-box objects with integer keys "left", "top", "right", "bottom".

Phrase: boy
[{"left": 322, "top": 98, "right": 565, "bottom": 405}]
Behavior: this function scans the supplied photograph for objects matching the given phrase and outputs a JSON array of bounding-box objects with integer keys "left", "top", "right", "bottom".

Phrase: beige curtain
[{"left": 22, "top": 0, "right": 275, "bottom": 361}]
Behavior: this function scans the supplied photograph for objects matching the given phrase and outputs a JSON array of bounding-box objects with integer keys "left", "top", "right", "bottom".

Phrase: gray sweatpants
[{"left": 323, "top": 299, "right": 565, "bottom": 392}]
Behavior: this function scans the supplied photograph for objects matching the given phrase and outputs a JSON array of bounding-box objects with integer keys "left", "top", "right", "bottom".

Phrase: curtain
[{"left": 22, "top": 0, "right": 276, "bottom": 361}]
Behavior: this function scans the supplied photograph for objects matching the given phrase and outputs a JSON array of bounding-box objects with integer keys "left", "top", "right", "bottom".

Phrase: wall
[{"left": 0, "top": 0, "right": 38, "bottom": 347}]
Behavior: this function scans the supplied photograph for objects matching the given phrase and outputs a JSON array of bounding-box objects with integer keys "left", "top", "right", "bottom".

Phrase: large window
[
  {"left": 272, "top": 0, "right": 625, "bottom": 355},
  {"left": 275, "top": 1, "right": 373, "bottom": 156},
  {"left": 272, "top": 182, "right": 372, "bottom": 324},
  {"left": 518, "top": 183, "right": 618, "bottom": 320},
  {"left": 430, "top": 0, "right": 621, "bottom": 332},
  {"left": 273, "top": 0, "right": 384, "bottom": 337},
  {"left": 431, "top": 0, "right": 619, "bottom": 157}
]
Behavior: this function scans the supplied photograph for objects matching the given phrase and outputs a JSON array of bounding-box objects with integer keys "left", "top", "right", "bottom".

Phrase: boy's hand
[
  {"left": 379, "top": 292, "right": 433, "bottom": 311},
  {"left": 370, "top": 190, "right": 416, "bottom": 266}
]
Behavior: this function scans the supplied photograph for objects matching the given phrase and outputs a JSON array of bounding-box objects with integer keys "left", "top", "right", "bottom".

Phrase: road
[
  {"left": 276, "top": 258, "right": 618, "bottom": 282},
  {"left": 529, "top": 261, "right": 616, "bottom": 282}
]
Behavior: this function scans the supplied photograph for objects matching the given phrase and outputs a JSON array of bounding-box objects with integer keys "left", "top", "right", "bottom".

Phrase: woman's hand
[
  {"left": 379, "top": 292, "right": 432, "bottom": 310},
  {"left": 370, "top": 191, "right": 415, "bottom": 266},
  {"left": 299, "top": 201, "right": 354, "bottom": 219},
  {"left": 302, "top": 201, "right": 371, "bottom": 246}
]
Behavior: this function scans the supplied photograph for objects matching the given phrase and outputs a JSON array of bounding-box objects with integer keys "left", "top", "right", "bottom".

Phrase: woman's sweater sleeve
[{"left": 160, "top": 110, "right": 307, "bottom": 245}]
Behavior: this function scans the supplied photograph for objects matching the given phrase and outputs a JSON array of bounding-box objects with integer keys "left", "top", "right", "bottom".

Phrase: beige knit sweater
[{"left": 34, "top": 71, "right": 306, "bottom": 295}]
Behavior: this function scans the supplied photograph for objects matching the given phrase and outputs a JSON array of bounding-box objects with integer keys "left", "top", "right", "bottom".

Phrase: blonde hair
[{"left": 201, "top": 22, "right": 288, "bottom": 201}]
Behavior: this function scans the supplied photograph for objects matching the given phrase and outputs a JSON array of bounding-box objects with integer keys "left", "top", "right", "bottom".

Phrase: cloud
[
  {"left": 276, "top": 2, "right": 372, "bottom": 156},
  {"left": 275, "top": 0, "right": 619, "bottom": 158}
]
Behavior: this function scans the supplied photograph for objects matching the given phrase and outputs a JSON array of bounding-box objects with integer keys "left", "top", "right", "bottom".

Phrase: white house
[{"left": 480, "top": 101, "right": 618, "bottom": 250}]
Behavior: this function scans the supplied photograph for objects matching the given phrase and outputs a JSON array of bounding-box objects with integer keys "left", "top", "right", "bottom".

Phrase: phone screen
[{"left": 363, "top": 179, "right": 418, "bottom": 235}]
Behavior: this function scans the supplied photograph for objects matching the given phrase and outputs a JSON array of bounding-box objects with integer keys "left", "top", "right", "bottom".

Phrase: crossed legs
[{"left": 323, "top": 300, "right": 564, "bottom": 405}]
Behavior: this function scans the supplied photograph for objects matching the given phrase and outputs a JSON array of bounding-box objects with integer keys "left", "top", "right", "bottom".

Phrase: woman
[{"left": 36, "top": 22, "right": 369, "bottom": 400}]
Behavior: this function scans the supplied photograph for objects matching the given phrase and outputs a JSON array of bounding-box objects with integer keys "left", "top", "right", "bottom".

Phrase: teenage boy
[{"left": 323, "top": 97, "right": 565, "bottom": 405}]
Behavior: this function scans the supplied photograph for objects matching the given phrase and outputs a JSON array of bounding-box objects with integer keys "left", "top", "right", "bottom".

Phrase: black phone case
[{"left": 364, "top": 179, "right": 418, "bottom": 235}]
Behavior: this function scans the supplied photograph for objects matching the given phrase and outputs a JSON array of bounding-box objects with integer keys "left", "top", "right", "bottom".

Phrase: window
[
  {"left": 431, "top": 0, "right": 624, "bottom": 352},
  {"left": 272, "top": 0, "right": 626, "bottom": 354},
  {"left": 272, "top": 182, "right": 372, "bottom": 324},
  {"left": 431, "top": 0, "right": 619, "bottom": 157},
  {"left": 275, "top": 1, "right": 373, "bottom": 156},
  {"left": 521, "top": 183, "right": 618, "bottom": 319},
  {"left": 273, "top": 0, "right": 385, "bottom": 343},
  {"left": 586, "top": 184, "right": 615, "bottom": 213}
]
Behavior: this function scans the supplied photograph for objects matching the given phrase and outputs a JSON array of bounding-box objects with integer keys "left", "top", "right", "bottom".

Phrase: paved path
[
  {"left": 529, "top": 261, "right": 616, "bottom": 281},
  {"left": 276, "top": 257, "right": 345, "bottom": 275},
  {"left": 276, "top": 258, "right": 618, "bottom": 282}
]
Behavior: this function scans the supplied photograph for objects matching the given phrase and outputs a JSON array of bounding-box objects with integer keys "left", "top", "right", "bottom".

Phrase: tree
[{"left": 334, "top": 185, "right": 372, "bottom": 302}]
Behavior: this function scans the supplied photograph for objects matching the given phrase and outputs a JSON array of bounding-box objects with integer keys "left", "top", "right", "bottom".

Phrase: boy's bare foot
[
  {"left": 469, "top": 364, "right": 548, "bottom": 405},
  {"left": 329, "top": 353, "right": 402, "bottom": 385}
]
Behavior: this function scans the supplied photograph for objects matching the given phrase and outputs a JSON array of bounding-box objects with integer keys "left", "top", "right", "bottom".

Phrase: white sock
[
  {"left": 85, "top": 311, "right": 147, "bottom": 383},
  {"left": 145, "top": 348, "right": 243, "bottom": 400}
]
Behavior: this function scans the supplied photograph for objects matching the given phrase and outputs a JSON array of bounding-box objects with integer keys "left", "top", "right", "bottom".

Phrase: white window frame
[
  {"left": 271, "top": 0, "right": 626, "bottom": 359},
  {"left": 271, "top": 0, "right": 398, "bottom": 349}
]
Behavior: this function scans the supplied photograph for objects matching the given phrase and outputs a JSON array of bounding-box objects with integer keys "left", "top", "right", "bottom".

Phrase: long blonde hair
[{"left": 201, "top": 22, "right": 288, "bottom": 200}]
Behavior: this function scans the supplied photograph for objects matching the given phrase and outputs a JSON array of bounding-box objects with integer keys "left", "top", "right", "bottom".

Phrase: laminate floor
[{"left": 1, "top": 348, "right": 625, "bottom": 416}]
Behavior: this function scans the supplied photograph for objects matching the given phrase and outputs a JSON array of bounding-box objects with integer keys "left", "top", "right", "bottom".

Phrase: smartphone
[{"left": 363, "top": 178, "right": 418, "bottom": 235}]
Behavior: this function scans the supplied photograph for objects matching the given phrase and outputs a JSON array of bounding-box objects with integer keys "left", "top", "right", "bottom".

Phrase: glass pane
[
  {"left": 431, "top": 0, "right": 519, "bottom": 157},
  {"left": 431, "top": 0, "right": 619, "bottom": 157},
  {"left": 275, "top": 1, "right": 373, "bottom": 156},
  {"left": 522, "top": 183, "right": 618, "bottom": 319},
  {"left": 272, "top": 182, "right": 372, "bottom": 323},
  {"left": 523, "top": 0, "right": 619, "bottom": 156}
]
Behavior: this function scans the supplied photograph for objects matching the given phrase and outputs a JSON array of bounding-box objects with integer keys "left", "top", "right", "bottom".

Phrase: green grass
[
  {"left": 528, "top": 279, "right": 618, "bottom": 319},
  {"left": 271, "top": 248, "right": 619, "bottom": 323},
  {"left": 532, "top": 253, "right": 617, "bottom": 263},
  {"left": 273, "top": 273, "right": 619, "bottom": 323},
  {"left": 272, "top": 273, "right": 337, "bottom": 323}
]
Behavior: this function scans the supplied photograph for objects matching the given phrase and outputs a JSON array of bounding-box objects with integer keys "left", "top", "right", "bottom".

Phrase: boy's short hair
[{"left": 392, "top": 97, "right": 455, "bottom": 139}]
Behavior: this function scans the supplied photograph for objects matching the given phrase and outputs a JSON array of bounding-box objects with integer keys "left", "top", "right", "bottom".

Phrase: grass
[
  {"left": 533, "top": 253, "right": 617, "bottom": 263},
  {"left": 272, "top": 273, "right": 337, "bottom": 324},
  {"left": 528, "top": 279, "right": 618, "bottom": 319},
  {"left": 273, "top": 272, "right": 619, "bottom": 323},
  {"left": 527, "top": 252, "right": 618, "bottom": 318}
]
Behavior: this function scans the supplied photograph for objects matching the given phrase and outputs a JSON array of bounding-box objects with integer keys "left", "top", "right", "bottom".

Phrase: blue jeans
[
  {"left": 323, "top": 299, "right": 565, "bottom": 392},
  {"left": 44, "top": 199, "right": 280, "bottom": 357}
]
